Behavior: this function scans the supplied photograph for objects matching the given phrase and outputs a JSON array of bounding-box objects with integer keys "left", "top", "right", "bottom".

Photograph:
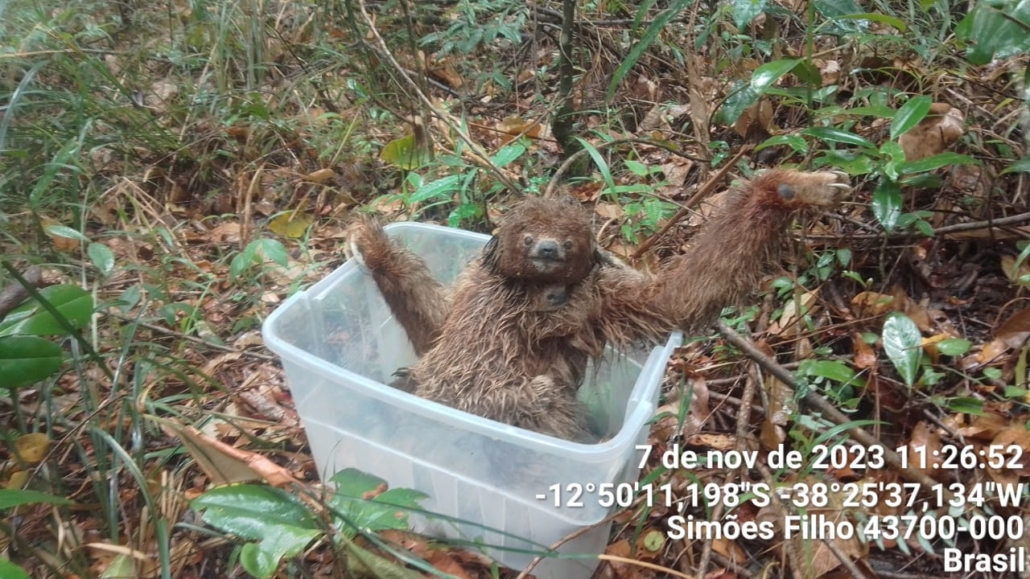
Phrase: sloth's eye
[
  {"left": 523, "top": 235, "right": 534, "bottom": 246},
  {"left": 777, "top": 184, "right": 795, "bottom": 200},
  {"left": 562, "top": 240, "right": 574, "bottom": 250}
]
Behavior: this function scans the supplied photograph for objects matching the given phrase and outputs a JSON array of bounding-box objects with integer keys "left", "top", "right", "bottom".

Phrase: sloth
[{"left": 349, "top": 169, "right": 851, "bottom": 441}]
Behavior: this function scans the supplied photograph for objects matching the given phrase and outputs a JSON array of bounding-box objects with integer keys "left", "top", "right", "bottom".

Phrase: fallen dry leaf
[
  {"left": 897, "top": 102, "right": 965, "bottom": 162},
  {"left": 995, "top": 307, "right": 1030, "bottom": 349}
]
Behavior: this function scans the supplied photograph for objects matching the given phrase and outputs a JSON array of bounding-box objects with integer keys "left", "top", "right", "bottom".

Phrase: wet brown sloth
[{"left": 349, "top": 170, "right": 851, "bottom": 442}]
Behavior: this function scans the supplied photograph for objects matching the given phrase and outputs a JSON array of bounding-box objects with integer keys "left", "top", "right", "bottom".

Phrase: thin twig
[
  {"left": 355, "top": 0, "right": 521, "bottom": 194},
  {"left": 102, "top": 312, "right": 276, "bottom": 361},
  {"left": 631, "top": 147, "right": 750, "bottom": 259},
  {"left": 714, "top": 320, "right": 955, "bottom": 499},
  {"left": 513, "top": 510, "right": 622, "bottom": 579},
  {"left": 0, "top": 266, "right": 43, "bottom": 321},
  {"left": 543, "top": 137, "right": 707, "bottom": 198}
]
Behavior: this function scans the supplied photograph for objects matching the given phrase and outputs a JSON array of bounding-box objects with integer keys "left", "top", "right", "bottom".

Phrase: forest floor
[{"left": 1, "top": 0, "right": 1030, "bottom": 577}]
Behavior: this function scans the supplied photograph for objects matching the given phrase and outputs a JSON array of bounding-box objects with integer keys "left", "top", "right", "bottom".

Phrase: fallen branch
[
  {"left": 631, "top": 147, "right": 749, "bottom": 259},
  {"left": 714, "top": 320, "right": 947, "bottom": 494},
  {"left": 0, "top": 266, "right": 44, "bottom": 322}
]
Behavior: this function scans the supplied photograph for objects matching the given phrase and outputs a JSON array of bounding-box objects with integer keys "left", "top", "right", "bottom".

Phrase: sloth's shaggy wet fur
[{"left": 349, "top": 169, "right": 850, "bottom": 442}]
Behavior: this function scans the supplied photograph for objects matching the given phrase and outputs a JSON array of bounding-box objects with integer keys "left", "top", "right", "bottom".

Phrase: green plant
[{"left": 190, "top": 468, "right": 427, "bottom": 579}]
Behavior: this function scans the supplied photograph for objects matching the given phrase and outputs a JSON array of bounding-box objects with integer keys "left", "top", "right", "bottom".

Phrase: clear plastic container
[{"left": 262, "top": 222, "right": 681, "bottom": 579}]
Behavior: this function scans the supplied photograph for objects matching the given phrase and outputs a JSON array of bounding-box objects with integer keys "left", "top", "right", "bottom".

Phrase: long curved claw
[
  {"left": 828, "top": 182, "right": 852, "bottom": 190},
  {"left": 829, "top": 170, "right": 850, "bottom": 181}
]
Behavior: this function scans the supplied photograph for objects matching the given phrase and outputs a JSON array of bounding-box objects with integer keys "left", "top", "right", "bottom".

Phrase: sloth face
[{"left": 485, "top": 196, "right": 599, "bottom": 285}]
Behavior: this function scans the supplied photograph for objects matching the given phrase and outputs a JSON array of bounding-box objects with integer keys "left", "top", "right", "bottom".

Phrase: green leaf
[
  {"left": 799, "top": 359, "right": 862, "bottom": 386},
  {"left": 490, "top": 140, "right": 527, "bottom": 168},
  {"left": 890, "top": 95, "right": 932, "bottom": 140},
  {"left": 576, "top": 138, "right": 616, "bottom": 192},
  {"left": 959, "top": 1, "right": 1030, "bottom": 65},
  {"left": 0, "top": 488, "right": 74, "bottom": 510},
  {"left": 900, "top": 152, "right": 976, "bottom": 174},
  {"left": 937, "top": 338, "right": 971, "bottom": 356},
  {"left": 239, "top": 525, "right": 321, "bottom": 579},
  {"left": 1001, "top": 155, "right": 1030, "bottom": 175},
  {"left": 802, "top": 127, "right": 876, "bottom": 149},
  {"left": 732, "top": 0, "right": 768, "bottom": 29},
  {"left": 254, "top": 239, "right": 289, "bottom": 268},
  {"left": 606, "top": 0, "right": 692, "bottom": 101},
  {"left": 408, "top": 175, "right": 462, "bottom": 204},
  {"left": 43, "top": 225, "right": 89, "bottom": 243},
  {"left": 0, "top": 558, "right": 30, "bottom": 579},
  {"left": 0, "top": 285, "right": 94, "bottom": 338},
  {"left": 751, "top": 59, "right": 802, "bottom": 91},
  {"left": 88, "top": 243, "right": 115, "bottom": 276},
  {"left": 330, "top": 468, "right": 387, "bottom": 498},
  {"left": 0, "top": 336, "right": 64, "bottom": 389},
  {"left": 624, "top": 159, "right": 650, "bottom": 177},
  {"left": 191, "top": 485, "right": 318, "bottom": 540},
  {"left": 944, "top": 396, "right": 985, "bottom": 415},
  {"left": 872, "top": 179, "right": 902, "bottom": 233},
  {"left": 718, "top": 83, "right": 760, "bottom": 125},
  {"left": 882, "top": 312, "right": 922, "bottom": 388},
  {"left": 327, "top": 469, "right": 426, "bottom": 538},
  {"left": 755, "top": 134, "right": 808, "bottom": 154},
  {"left": 380, "top": 135, "right": 429, "bottom": 170}
]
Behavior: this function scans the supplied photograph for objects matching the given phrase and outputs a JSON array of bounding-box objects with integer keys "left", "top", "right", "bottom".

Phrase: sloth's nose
[{"left": 536, "top": 240, "right": 560, "bottom": 259}]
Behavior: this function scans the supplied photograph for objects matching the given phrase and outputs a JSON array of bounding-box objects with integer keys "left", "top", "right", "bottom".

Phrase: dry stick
[
  {"left": 698, "top": 363, "right": 762, "bottom": 578},
  {"left": 0, "top": 266, "right": 43, "bottom": 321},
  {"left": 806, "top": 210, "right": 1030, "bottom": 242},
  {"left": 542, "top": 137, "right": 707, "bottom": 199},
  {"left": 355, "top": 0, "right": 521, "bottom": 195},
  {"left": 631, "top": 147, "right": 751, "bottom": 259},
  {"left": 101, "top": 312, "right": 276, "bottom": 361},
  {"left": 714, "top": 320, "right": 949, "bottom": 496},
  {"left": 820, "top": 537, "right": 867, "bottom": 579}
]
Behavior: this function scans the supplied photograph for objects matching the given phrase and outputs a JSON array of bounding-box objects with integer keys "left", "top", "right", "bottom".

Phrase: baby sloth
[{"left": 349, "top": 169, "right": 850, "bottom": 442}]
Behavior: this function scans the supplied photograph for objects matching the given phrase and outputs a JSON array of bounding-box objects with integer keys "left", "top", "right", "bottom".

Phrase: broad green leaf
[
  {"left": 944, "top": 396, "right": 985, "bottom": 415},
  {"left": 751, "top": 59, "right": 802, "bottom": 91},
  {"left": 872, "top": 179, "right": 902, "bottom": 233},
  {"left": 814, "top": 0, "right": 866, "bottom": 32},
  {"left": 959, "top": 0, "right": 1030, "bottom": 65},
  {"left": 718, "top": 84, "right": 760, "bottom": 125},
  {"left": 408, "top": 175, "right": 461, "bottom": 204},
  {"left": 191, "top": 485, "right": 318, "bottom": 540},
  {"left": 890, "top": 95, "right": 932, "bottom": 140},
  {"left": 799, "top": 359, "right": 863, "bottom": 386},
  {"left": 328, "top": 469, "right": 426, "bottom": 538},
  {"left": 88, "top": 242, "right": 115, "bottom": 276},
  {"left": 802, "top": 127, "right": 876, "bottom": 149},
  {"left": 330, "top": 468, "right": 388, "bottom": 498},
  {"left": 606, "top": 0, "right": 692, "bottom": 101},
  {"left": 756, "top": 134, "right": 808, "bottom": 154},
  {"left": 239, "top": 524, "right": 321, "bottom": 579},
  {"left": 882, "top": 312, "right": 922, "bottom": 388},
  {"left": 380, "top": 135, "right": 429, "bottom": 170},
  {"left": 900, "top": 152, "right": 976, "bottom": 174},
  {"left": 937, "top": 338, "right": 972, "bottom": 356},
  {"left": 253, "top": 239, "right": 289, "bottom": 268},
  {"left": 0, "top": 336, "right": 63, "bottom": 389},
  {"left": 230, "top": 243, "right": 257, "bottom": 280},
  {"left": 1002, "top": 155, "right": 1030, "bottom": 175},
  {"left": 43, "top": 225, "right": 89, "bottom": 243},
  {"left": 0, "top": 488, "right": 73, "bottom": 509},
  {"left": 0, "top": 285, "right": 93, "bottom": 338},
  {"left": 490, "top": 140, "right": 527, "bottom": 168},
  {"left": 0, "top": 559, "right": 30, "bottom": 579},
  {"left": 624, "top": 159, "right": 650, "bottom": 177},
  {"left": 815, "top": 151, "right": 877, "bottom": 175},
  {"left": 732, "top": 0, "right": 768, "bottom": 29}
]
